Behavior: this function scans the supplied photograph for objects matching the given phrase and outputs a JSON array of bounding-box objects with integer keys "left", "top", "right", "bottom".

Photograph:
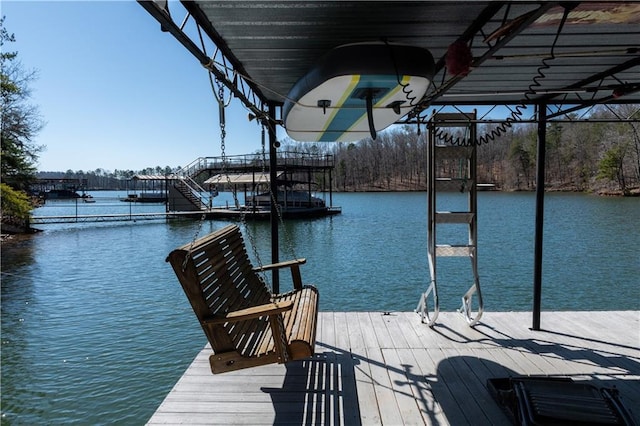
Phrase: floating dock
[{"left": 30, "top": 206, "right": 342, "bottom": 225}]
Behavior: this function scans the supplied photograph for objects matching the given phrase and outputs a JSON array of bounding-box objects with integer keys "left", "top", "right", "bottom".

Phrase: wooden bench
[{"left": 166, "top": 224, "right": 319, "bottom": 374}]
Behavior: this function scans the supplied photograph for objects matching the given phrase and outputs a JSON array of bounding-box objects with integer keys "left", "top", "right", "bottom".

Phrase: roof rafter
[
  {"left": 420, "top": 2, "right": 557, "bottom": 112},
  {"left": 137, "top": 0, "right": 269, "bottom": 117}
]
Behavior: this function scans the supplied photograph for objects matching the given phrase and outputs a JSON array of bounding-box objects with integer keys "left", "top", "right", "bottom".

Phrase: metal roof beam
[
  {"left": 137, "top": 0, "right": 267, "bottom": 116},
  {"left": 545, "top": 56, "right": 640, "bottom": 119},
  {"left": 539, "top": 56, "right": 640, "bottom": 103},
  {"left": 180, "top": 1, "right": 269, "bottom": 105},
  {"left": 418, "top": 2, "right": 558, "bottom": 112},
  {"left": 399, "top": 111, "right": 640, "bottom": 125}
]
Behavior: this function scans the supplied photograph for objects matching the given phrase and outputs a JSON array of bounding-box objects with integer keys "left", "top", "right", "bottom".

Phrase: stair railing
[{"left": 172, "top": 161, "right": 211, "bottom": 210}]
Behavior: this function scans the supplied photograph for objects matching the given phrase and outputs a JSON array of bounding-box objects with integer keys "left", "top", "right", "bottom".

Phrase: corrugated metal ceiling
[{"left": 142, "top": 1, "right": 640, "bottom": 117}]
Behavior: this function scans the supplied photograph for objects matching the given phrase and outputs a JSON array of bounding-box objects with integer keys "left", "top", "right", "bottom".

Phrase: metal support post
[
  {"left": 532, "top": 104, "right": 547, "bottom": 330},
  {"left": 268, "top": 103, "right": 280, "bottom": 293}
]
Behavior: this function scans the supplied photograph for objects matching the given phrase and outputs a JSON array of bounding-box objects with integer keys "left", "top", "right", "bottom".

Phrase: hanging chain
[
  {"left": 276, "top": 314, "right": 290, "bottom": 362},
  {"left": 218, "top": 79, "right": 228, "bottom": 180},
  {"left": 244, "top": 123, "right": 268, "bottom": 287},
  {"left": 261, "top": 124, "right": 267, "bottom": 175},
  {"left": 182, "top": 208, "right": 207, "bottom": 271},
  {"left": 271, "top": 120, "right": 301, "bottom": 262},
  {"left": 260, "top": 120, "right": 301, "bottom": 276},
  {"left": 212, "top": 78, "right": 271, "bottom": 288},
  {"left": 181, "top": 74, "right": 229, "bottom": 271},
  {"left": 272, "top": 198, "right": 300, "bottom": 261},
  {"left": 219, "top": 80, "right": 242, "bottom": 212}
]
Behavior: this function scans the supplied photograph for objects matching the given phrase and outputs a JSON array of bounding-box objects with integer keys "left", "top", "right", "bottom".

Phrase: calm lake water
[{"left": 1, "top": 191, "right": 638, "bottom": 424}]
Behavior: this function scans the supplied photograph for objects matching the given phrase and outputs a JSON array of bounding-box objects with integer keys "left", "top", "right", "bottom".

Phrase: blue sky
[
  {"left": 4, "top": 1, "right": 534, "bottom": 173},
  {"left": 3, "top": 1, "right": 267, "bottom": 172}
]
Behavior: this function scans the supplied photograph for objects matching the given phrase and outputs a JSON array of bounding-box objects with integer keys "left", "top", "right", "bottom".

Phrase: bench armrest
[
  {"left": 202, "top": 300, "right": 294, "bottom": 325},
  {"left": 254, "top": 258, "right": 307, "bottom": 290},
  {"left": 254, "top": 258, "right": 306, "bottom": 272}
]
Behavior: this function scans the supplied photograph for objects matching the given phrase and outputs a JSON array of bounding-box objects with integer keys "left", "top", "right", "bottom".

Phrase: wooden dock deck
[{"left": 148, "top": 311, "right": 640, "bottom": 425}]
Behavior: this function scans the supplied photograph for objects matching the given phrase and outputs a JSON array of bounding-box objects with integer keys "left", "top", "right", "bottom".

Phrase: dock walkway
[
  {"left": 148, "top": 311, "right": 640, "bottom": 425},
  {"left": 31, "top": 207, "right": 342, "bottom": 225}
]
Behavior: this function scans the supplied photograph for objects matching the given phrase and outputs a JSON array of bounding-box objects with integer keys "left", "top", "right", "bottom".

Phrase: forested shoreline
[
  {"left": 43, "top": 105, "right": 640, "bottom": 196},
  {"left": 327, "top": 105, "right": 640, "bottom": 195}
]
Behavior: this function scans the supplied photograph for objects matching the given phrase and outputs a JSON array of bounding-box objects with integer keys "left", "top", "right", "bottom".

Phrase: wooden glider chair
[{"left": 166, "top": 224, "right": 319, "bottom": 374}]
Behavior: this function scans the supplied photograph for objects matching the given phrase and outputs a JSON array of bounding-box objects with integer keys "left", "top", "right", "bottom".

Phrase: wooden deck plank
[
  {"left": 148, "top": 311, "right": 640, "bottom": 425},
  {"left": 428, "top": 346, "right": 495, "bottom": 425},
  {"left": 403, "top": 312, "right": 441, "bottom": 349},
  {"left": 554, "top": 311, "right": 634, "bottom": 341},
  {"left": 351, "top": 349, "right": 382, "bottom": 426},
  {"left": 380, "top": 348, "right": 426, "bottom": 425},
  {"left": 365, "top": 347, "right": 405, "bottom": 425},
  {"left": 368, "top": 312, "right": 396, "bottom": 349},
  {"left": 394, "top": 347, "right": 448, "bottom": 425},
  {"left": 415, "top": 347, "right": 473, "bottom": 425},
  {"left": 318, "top": 311, "right": 334, "bottom": 348},
  {"left": 396, "top": 313, "right": 431, "bottom": 349},
  {"left": 333, "top": 312, "right": 350, "bottom": 352},
  {"left": 335, "top": 352, "right": 363, "bottom": 426},
  {"left": 446, "top": 347, "right": 513, "bottom": 424},
  {"left": 379, "top": 313, "right": 410, "bottom": 349},
  {"left": 540, "top": 311, "right": 639, "bottom": 353},
  {"left": 433, "top": 314, "right": 491, "bottom": 349},
  {"left": 345, "top": 311, "right": 366, "bottom": 351},
  {"left": 357, "top": 312, "right": 381, "bottom": 349},
  {"left": 320, "top": 351, "right": 338, "bottom": 426}
]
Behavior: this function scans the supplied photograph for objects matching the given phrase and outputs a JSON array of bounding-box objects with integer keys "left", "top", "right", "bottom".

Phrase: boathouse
[{"left": 165, "top": 153, "right": 341, "bottom": 219}]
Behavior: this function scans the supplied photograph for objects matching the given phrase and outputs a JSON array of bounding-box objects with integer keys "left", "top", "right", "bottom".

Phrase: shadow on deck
[{"left": 147, "top": 311, "right": 640, "bottom": 425}]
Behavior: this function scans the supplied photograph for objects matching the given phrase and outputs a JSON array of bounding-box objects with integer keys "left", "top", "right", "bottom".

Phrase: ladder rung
[
  {"left": 432, "top": 112, "right": 476, "bottom": 124},
  {"left": 434, "top": 145, "right": 473, "bottom": 159},
  {"left": 435, "top": 244, "right": 474, "bottom": 257},
  {"left": 435, "top": 178, "right": 474, "bottom": 192},
  {"left": 435, "top": 212, "right": 474, "bottom": 224}
]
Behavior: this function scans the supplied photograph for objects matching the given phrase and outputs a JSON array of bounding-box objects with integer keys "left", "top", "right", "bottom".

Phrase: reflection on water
[{"left": 1, "top": 191, "right": 638, "bottom": 424}]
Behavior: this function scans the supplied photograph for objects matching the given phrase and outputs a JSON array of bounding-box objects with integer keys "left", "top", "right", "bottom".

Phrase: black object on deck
[{"left": 487, "top": 377, "right": 636, "bottom": 425}]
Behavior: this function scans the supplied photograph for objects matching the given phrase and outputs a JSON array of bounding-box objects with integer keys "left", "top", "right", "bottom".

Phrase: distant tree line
[
  {"left": 39, "top": 105, "right": 640, "bottom": 196},
  {"left": 282, "top": 104, "right": 640, "bottom": 195},
  {"left": 38, "top": 166, "right": 175, "bottom": 190}
]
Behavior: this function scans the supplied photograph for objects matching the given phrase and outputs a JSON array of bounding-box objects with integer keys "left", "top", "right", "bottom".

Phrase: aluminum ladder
[{"left": 416, "top": 111, "right": 484, "bottom": 326}]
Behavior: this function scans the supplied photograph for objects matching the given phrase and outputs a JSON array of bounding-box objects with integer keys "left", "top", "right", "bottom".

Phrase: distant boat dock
[{"left": 31, "top": 152, "right": 341, "bottom": 226}]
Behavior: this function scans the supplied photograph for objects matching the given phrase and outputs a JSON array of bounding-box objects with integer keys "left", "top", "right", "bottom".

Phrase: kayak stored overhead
[{"left": 283, "top": 42, "right": 435, "bottom": 143}]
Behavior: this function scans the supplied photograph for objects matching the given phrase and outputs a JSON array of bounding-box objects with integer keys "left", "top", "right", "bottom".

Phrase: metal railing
[
  {"left": 172, "top": 167, "right": 210, "bottom": 210},
  {"left": 182, "top": 152, "right": 335, "bottom": 176}
]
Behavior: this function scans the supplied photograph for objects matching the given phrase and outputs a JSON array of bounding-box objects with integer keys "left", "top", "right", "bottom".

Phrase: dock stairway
[
  {"left": 167, "top": 162, "right": 211, "bottom": 212},
  {"left": 416, "top": 112, "right": 484, "bottom": 326}
]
